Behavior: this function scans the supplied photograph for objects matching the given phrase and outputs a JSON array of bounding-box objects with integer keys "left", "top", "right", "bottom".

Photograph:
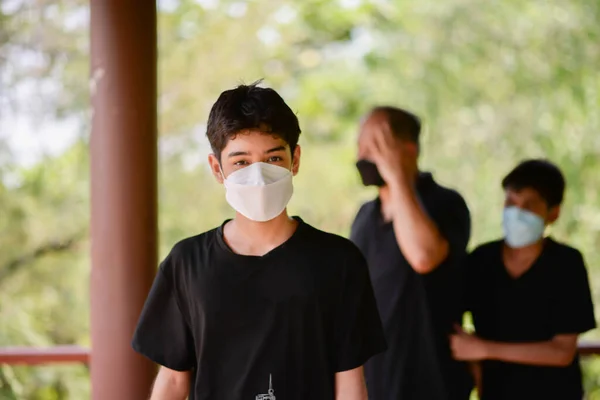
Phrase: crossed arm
[
  {"left": 451, "top": 326, "right": 579, "bottom": 367},
  {"left": 452, "top": 329, "right": 579, "bottom": 397},
  {"left": 474, "top": 334, "right": 577, "bottom": 366}
]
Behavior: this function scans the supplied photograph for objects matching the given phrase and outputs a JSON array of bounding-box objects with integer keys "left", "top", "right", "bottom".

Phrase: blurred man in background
[
  {"left": 453, "top": 159, "right": 596, "bottom": 399},
  {"left": 132, "top": 83, "right": 386, "bottom": 400},
  {"left": 350, "top": 106, "right": 473, "bottom": 400}
]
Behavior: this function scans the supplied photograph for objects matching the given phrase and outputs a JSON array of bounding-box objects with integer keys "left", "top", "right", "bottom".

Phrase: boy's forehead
[
  {"left": 505, "top": 187, "right": 544, "bottom": 202},
  {"left": 223, "top": 130, "right": 289, "bottom": 152}
]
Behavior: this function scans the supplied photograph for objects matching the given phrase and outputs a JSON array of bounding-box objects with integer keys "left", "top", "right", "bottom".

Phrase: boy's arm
[
  {"left": 132, "top": 253, "right": 197, "bottom": 398},
  {"left": 333, "top": 246, "right": 386, "bottom": 396},
  {"left": 149, "top": 367, "right": 191, "bottom": 400},
  {"left": 481, "top": 334, "right": 578, "bottom": 367},
  {"left": 468, "top": 362, "right": 482, "bottom": 397},
  {"left": 335, "top": 366, "right": 368, "bottom": 400},
  {"left": 451, "top": 328, "right": 578, "bottom": 367}
]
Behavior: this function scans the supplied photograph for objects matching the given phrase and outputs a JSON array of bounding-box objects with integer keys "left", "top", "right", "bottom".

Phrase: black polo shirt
[
  {"left": 350, "top": 172, "right": 472, "bottom": 400},
  {"left": 132, "top": 218, "right": 387, "bottom": 400},
  {"left": 465, "top": 238, "right": 596, "bottom": 400}
]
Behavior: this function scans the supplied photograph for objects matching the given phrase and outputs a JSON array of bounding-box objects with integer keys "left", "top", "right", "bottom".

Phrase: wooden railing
[
  {"left": 1, "top": 342, "right": 600, "bottom": 365},
  {"left": 0, "top": 346, "right": 89, "bottom": 365},
  {"left": 577, "top": 341, "right": 600, "bottom": 356}
]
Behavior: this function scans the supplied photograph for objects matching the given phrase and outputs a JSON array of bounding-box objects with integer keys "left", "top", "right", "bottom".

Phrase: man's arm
[
  {"left": 388, "top": 178, "right": 449, "bottom": 274},
  {"left": 451, "top": 327, "right": 579, "bottom": 367},
  {"left": 149, "top": 367, "right": 191, "bottom": 400},
  {"left": 367, "top": 123, "right": 454, "bottom": 274},
  {"left": 335, "top": 366, "right": 368, "bottom": 400}
]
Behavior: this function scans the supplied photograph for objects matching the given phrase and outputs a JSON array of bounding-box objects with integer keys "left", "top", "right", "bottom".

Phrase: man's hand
[
  {"left": 366, "top": 121, "right": 416, "bottom": 185},
  {"left": 450, "top": 324, "right": 489, "bottom": 361}
]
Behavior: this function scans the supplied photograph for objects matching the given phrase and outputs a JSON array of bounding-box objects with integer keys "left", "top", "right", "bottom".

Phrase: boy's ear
[
  {"left": 547, "top": 205, "right": 560, "bottom": 224},
  {"left": 208, "top": 153, "right": 224, "bottom": 183},
  {"left": 292, "top": 145, "right": 301, "bottom": 176}
]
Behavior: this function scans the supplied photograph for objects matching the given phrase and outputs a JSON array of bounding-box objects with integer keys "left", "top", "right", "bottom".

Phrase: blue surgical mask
[{"left": 502, "top": 206, "right": 546, "bottom": 248}]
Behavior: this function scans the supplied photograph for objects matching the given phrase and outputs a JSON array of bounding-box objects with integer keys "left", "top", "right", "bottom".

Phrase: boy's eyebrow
[
  {"left": 227, "top": 151, "right": 249, "bottom": 158},
  {"left": 227, "top": 146, "right": 286, "bottom": 158},
  {"left": 265, "top": 146, "right": 286, "bottom": 154}
]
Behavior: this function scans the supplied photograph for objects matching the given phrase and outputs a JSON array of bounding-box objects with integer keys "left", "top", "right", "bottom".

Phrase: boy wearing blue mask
[
  {"left": 131, "top": 82, "right": 386, "bottom": 400},
  {"left": 452, "top": 159, "right": 596, "bottom": 400}
]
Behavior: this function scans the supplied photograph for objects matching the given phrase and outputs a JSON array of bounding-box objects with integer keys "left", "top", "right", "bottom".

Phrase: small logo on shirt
[{"left": 255, "top": 374, "right": 276, "bottom": 400}]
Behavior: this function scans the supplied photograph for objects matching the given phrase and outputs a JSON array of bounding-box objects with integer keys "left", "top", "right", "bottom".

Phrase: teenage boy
[
  {"left": 452, "top": 159, "right": 596, "bottom": 400},
  {"left": 132, "top": 83, "right": 386, "bottom": 400},
  {"left": 350, "top": 106, "right": 473, "bottom": 400}
]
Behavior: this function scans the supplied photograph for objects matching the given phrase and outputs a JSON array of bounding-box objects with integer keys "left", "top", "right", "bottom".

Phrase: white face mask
[{"left": 222, "top": 162, "right": 294, "bottom": 222}]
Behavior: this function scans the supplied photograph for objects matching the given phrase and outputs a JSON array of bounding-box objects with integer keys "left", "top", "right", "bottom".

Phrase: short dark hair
[
  {"left": 371, "top": 106, "right": 421, "bottom": 143},
  {"left": 206, "top": 81, "right": 301, "bottom": 159},
  {"left": 502, "top": 159, "right": 566, "bottom": 208}
]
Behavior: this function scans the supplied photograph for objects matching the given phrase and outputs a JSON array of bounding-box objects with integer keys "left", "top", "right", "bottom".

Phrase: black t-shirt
[
  {"left": 465, "top": 238, "right": 597, "bottom": 400},
  {"left": 350, "top": 173, "right": 473, "bottom": 400},
  {"left": 132, "top": 217, "right": 386, "bottom": 400}
]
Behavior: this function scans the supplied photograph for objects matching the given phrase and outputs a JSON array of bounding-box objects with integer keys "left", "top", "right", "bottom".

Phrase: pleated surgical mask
[{"left": 503, "top": 206, "right": 545, "bottom": 248}]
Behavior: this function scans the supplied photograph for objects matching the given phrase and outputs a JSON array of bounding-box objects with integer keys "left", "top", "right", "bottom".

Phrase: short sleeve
[
  {"left": 463, "top": 250, "right": 481, "bottom": 313},
  {"left": 131, "top": 254, "right": 196, "bottom": 371},
  {"left": 421, "top": 192, "right": 471, "bottom": 324},
  {"left": 431, "top": 191, "right": 471, "bottom": 256},
  {"left": 334, "top": 247, "right": 387, "bottom": 372},
  {"left": 551, "top": 250, "right": 596, "bottom": 335},
  {"left": 349, "top": 202, "right": 371, "bottom": 249}
]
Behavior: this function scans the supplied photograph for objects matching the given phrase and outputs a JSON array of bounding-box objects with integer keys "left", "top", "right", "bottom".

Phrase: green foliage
[{"left": 1, "top": 0, "right": 600, "bottom": 398}]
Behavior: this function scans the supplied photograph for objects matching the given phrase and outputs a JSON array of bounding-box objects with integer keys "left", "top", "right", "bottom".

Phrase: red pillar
[{"left": 90, "top": 1, "right": 157, "bottom": 399}]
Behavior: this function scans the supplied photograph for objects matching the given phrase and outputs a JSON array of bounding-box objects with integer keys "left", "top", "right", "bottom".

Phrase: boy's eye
[
  {"left": 234, "top": 160, "right": 249, "bottom": 166},
  {"left": 267, "top": 156, "right": 283, "bottom": 162}
]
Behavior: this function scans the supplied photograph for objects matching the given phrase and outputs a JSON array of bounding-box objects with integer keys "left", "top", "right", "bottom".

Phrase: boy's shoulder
[
  {"left": 544, "top": 237, "right": 585, "bottom": 263},
  {"left": 469, "top": 238, "right": 583, "bottom": 258},
  {"left": 301, "top": 219, "right": 364, "bottom": 255},
  {"left": 468, "top": 237, "right": 586, "bottom": 274},
  {"left": 169, "top": 226, "right": 220, "bottom": 256},
  {"left": 167, "top": 218, "right": 364, "bottom": 258}
]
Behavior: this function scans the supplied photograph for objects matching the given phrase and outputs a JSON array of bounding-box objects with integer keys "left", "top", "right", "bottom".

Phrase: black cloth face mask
[{"left": 356, "top": 159, "right": 385, "bottom": 187}]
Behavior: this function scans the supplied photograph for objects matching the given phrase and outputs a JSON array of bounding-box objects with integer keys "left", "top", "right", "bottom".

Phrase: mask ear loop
[
  {"left": 289, "top": 153, "right": 296, "bottom": 173},
  {"left": 219, "top": 163, "right": 226, "bottom": 181}
]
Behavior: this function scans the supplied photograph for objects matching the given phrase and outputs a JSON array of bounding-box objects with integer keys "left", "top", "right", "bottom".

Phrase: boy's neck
[
  {"left": 502, "top": 239, "right": 545, "bottom": 278},
  {"left": 224, "top": 211, "right": 299, "bottom": 256}
]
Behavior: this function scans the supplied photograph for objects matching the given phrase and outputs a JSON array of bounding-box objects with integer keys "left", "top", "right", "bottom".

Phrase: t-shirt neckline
[
  {"left": 216, "top": 216, "right": 305, "bottom": 260},
  {"left": 499, "top": 237, "right": 555, "bottom": 280}
]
